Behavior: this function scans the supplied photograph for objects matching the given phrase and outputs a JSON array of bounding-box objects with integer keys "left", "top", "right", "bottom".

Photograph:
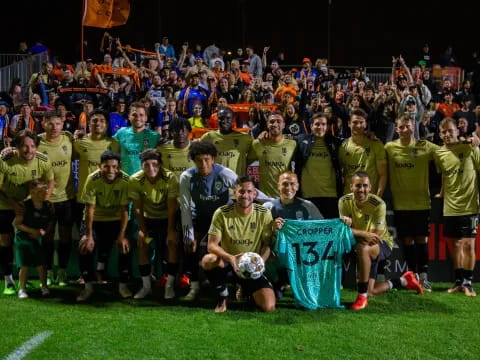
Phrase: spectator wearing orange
[{"left": 274, "top": 74, "right": 297, "bottom": 103}]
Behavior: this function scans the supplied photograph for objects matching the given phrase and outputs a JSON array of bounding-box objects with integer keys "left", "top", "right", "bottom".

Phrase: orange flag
[{"left": 83, "top": 0, "right": 130, "bottom": 28}]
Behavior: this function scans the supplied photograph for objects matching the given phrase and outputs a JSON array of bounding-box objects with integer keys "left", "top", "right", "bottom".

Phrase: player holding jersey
[
  {"left": 434, "top": 117, "right": 480, "bottom": 296},
  {"left": 385, "top": 116, "right": 439, "bottom": 291},
  {"left": 202, "top": 107, "right": 253, "bottom": 175},
  {"left": 202, "top": 176, "right": 275, "bottom": 313},
  {"left": 339, "top": 172, "right": 423, "bottom": 311}
]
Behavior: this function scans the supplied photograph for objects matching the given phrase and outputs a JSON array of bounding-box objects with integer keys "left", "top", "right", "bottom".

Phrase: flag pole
[{"left": 81, "top": 0, "right": 86, "bottom": 77}]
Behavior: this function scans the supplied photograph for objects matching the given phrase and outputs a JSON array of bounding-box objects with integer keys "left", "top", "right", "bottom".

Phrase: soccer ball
[{"left": 237, "top": 252, "right": 265, "bottom": 280}]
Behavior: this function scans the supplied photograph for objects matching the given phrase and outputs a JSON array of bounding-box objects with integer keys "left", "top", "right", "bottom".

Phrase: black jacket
[{"left": 294, "top": 133, "right": 344, "bottom": 198}]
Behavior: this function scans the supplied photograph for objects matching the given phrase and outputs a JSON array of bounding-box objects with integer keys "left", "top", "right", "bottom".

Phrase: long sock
[
  {"left": 185, "top": 252, "right": 199, "bottom": 281},
  {"left": 463, "top": 269, "right": 473, "bottom": 286},
  {"left": 404, "top": 244, "right": 416, "bottom": 272},
  {"left": 0, "top": 246, "right": 13, "bottom": 278},
  {"left": 118, "top": 253, "right": 130, "bottom": 284},
  {"left": 58, "top": 241, "right": 71, "bottom": 269},
  {"left": 390, "top": 278, "right": 402, "bottom": 289},
  {"left": 43, "top": 241, "right": 55, "bottom": 270},
  {"left": 139, "top": 264, "right": 151, "bottom": 289},
  {"left": 205, "top": 267, "right": 227, "bottom": 295},
  {"left": 415, "top": 243, "right": 429, "bottom": 274},
  {"left": 166, "top": 262, "right": 179, "bottom": 276},
  {"left": 357, "top": 282, "right": 368, "bottom": 297},
  {"left": 454, "top": 268, "right": 464, "bottom": 286}
]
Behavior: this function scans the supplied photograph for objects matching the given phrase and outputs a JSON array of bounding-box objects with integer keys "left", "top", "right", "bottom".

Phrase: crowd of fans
[{"left": 1, "top": 37, "right": 479, "bottom": 146}]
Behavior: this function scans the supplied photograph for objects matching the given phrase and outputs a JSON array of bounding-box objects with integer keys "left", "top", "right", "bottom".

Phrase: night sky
[{"left": 3, "top": 0, "right": 479, "bottom": 69}]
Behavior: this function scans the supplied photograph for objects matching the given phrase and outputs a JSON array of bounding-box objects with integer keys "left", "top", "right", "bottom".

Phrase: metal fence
[{"left": 0, "top": 52, "right": 49, "bottom": 93}]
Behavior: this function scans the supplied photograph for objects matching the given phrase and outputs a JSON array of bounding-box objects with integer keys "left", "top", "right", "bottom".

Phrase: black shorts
[
  {"left": 443, "top": 214, "right": 479, "bottom": 238},
  {"left": 394, "top": 210, "right": 430, "bottom": 238},
  {"left": 144, "top": 217, "right": 168, "bottom": 248},
  {"left": 53, "top": 199, "right": 75, "bottom": 227},
  {"left": 369, "top": 242, "right": 392, "bottom": 280},
  {"left": 225, "top": 263, "right": 273, "bottom": 296},
  {"left": 0, "top": 210, "right": 15, "bottom": 234}
]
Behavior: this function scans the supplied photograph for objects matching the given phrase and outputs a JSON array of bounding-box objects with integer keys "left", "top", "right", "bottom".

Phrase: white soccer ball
[{"left": 237, "top": 252, "right": 265, "bottom": 280}]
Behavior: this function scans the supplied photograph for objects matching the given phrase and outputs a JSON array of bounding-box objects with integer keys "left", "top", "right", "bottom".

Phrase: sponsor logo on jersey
[
  {"left": 265, "top": 160, "right": 286, "bottom": 167},
  {"left": 394, "top": 162, "right": 414, "bottom": 169},
  {"left": 52, "top": 160, "right": 68, "bottom": 167},
  {"left": 231, "top": 239, "right": 254, "bottom": 246},
  {"left": 364, "top": 215, "right": 370, "bottom": 222},
  {"left": 364, "top": 147, "right": 371, "bottom": 156},
  {"left": 214, "top": 180, "right": 223, "bottom": 191}
]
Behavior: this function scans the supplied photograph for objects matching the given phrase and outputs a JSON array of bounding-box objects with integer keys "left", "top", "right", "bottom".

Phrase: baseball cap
[
  {"left": 195, "top": 54, "right": 203, "bottom": 59},
  {"left": 302, "top": 58, "right": 311, "bottom": 63}
]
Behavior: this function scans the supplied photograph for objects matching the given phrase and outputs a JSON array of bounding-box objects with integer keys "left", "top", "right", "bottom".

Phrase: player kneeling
[
  {"left": 339, "top": 172, "right": 423, "bottom": 311},
  {"left": 77, "top": 151, "right": 132, "bottom": 301},
  {"left": 201, "top": 176, "right": 276, "bottom": 313}
]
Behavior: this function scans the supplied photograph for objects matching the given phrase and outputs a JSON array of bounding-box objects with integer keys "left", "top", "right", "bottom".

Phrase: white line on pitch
[{"left": 5, "top": 331, "right": 53, "bottom": 360}]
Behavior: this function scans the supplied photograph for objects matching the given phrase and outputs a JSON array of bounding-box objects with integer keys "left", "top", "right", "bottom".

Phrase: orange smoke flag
[{"left": 82, "top": 0, "right": 130, "bottom": 28}]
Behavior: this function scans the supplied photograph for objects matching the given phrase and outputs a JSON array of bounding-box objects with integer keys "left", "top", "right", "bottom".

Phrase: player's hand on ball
[{"left": 231, "top": 253, "right": 244, "bottom": 275}]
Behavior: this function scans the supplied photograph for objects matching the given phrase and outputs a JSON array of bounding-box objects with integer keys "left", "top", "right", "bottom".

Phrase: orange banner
[
  {"left": 91, "top": 65, "right": 140, "bottom": 87},
  {"left": 83, "top": 0, "right": 130, "bottom": 28}
]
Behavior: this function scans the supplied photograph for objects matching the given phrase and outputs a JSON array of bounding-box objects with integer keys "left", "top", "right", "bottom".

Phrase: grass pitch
[{"left": 1, "top": 281, "right": 479, "bottom": 360}]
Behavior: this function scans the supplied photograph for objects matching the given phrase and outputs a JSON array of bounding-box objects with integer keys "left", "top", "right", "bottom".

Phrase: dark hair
[
  {"left": 15, "top": 129, "right": 39, "bottom": 147},
  {"left": 169, "top": 117, "right": 192, "bottom": 133},
  {"left": 29, "top": 178, "right": 47, "bottom": 189},
  {"left": 140, "top": 148, "right": 162, "bottom": 164},
  {"left": 188, "top": 140, "right": 217, "bottom": 160},
  {"left": 236, "top": 175, "right": 255, "bottom": 186},
  {"left": 349, "top": 108, "right": 368, "bottom": 120},
  {"left": 88, "top": 109, "right": 109, "bottom": 124},
  {"left": 311, "top": 112, "right": 329, "bottom": 122},
  {"left": 352, "top": 171, "right": 370, "bottom": 182},
  {"left": 100, "top": 150, "right": 121, "bottom": 163}
]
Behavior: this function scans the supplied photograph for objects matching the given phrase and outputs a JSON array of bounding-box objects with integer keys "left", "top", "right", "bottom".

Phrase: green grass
[{"left": 1, "top": 282, "right": 479, "bottom": 360}]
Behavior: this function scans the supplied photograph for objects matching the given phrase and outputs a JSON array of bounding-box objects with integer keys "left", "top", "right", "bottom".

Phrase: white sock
[
  {"left": 96, "top": 262, "right": 105, "bottom": 271},
  {"left": 4, "top": 274, "right": 14, "bottom": 285},
  {"left": 219, "top": 288, "right": 228, "bottom": 297},
  {"left": 166, "top": 275, "right": 175, "bottom": 287},
  {"left": 387, "top": 280, "right": 393, "bottom": 290},
  {"left": 190, "top": 281, "right": 200, "bottom": 291},
  {"left": 119, "top": 282, "right": 129, "bottom": 290},
  {"left": 400, "top": 277, "right": 407, "bottom": 287},
  {"left": 85, "top": 282, "right": 93, "bottom": 291},
  {"left": 142, "top": 276, "right": 151, "bottom": 289}
]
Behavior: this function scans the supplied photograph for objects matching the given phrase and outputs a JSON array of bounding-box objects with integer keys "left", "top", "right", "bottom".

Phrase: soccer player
[
  {"left": 201, "top": 176, "right": 276, "bottom": 313},
  {"left": 248, "top": 111, "right": 296, "bottom": 198},
  {"left": 157, "top": 117, "right": 194, "bottom": 181},
  {"left": 385, "top": 115, "right": 439, "bottom": 291},
  {"left": 294, "top": 113, "right": 343, "bottom": 218},
  {"left": 179, "top": 140, "right": 239, "bottom": 301},
  {"left": 129, "top": 149, "right": 180, "bottom": 300},
  {"left": 14, "top": 180, "right": 55, "bottom": 299},
  {"left": 266, "top": 171, "right": 351, "bottom": 298},
  {"left": 339, "top": 172, "right": 423, "bottom": 311},
  {"left": 113, "top": 102, "right": 161, "bottom": 176},
  {"left": 434, "top": 117, "right": 480, "bottom": 296},
  {"left": 0, "top": 130, "right": 54, "bottom": 295},
  {"left": 38, "top": 112, "right": 75, "bottom": 286},
  {"left": 339, "top": 109, "right": 387, "bottom": 196},
  {"left": 77, "top": 151, "right": 131, "bottom": 301},
  {"left": 201, "top": 106, "right": 253, "bottom": 175},
  {"left": 73, "top": 110, "right": 120, "bottom": 281}
]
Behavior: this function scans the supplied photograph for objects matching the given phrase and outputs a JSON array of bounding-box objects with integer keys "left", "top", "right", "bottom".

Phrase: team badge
[
  {"left": 43, "top": 151, "right": 48, "bottom": 155},
  {"left": 233, "top": 139, "right": 239, "bottom": 147},
  {"left": 364, "top": 214, "right": 370, "bottom": 223},
  {"left": 282, "top": 147, "right": 287, "bottom": 156},
  {"left": 364, "top": 147, "right": 371, "bottom": 156},
  {"left": 31, "top": 170, "right": 36, "bottom": 177},
  {"left": 288, "top": 123, "right": 300, "bottom": 135},
  {"left": 458, "top": 153, "right": 464, "bottom": 160},
  {"left": 83, "top": 148, "right": 88, "bottom": 152},
  {"left": 250, "top": 222, "right": 257, "bottom": 231},
  {"left": 214, "top": 180, "right": 222, "bottom": 191},
  {"left": 167, "top": 154, "right": 172, "bottom": 158},
  {"left": 295, "top": 210, "right": 304, "bottom": 220},
  {"left": 143, "top": 139, "right": 149, "bottom": 148},
  {"left": 262, "top": 150, "right": 268, "bottom": 155},
  {"left": 62, "top": 145, "right": 68, "bottom": 155},
  {"left": 412, "top": 148, "right": 418, "bottom": 157}
]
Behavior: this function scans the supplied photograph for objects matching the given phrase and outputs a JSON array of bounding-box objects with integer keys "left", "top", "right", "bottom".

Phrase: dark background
[{"left": 3, "top": 0, "right": 479, "bottom": 68}]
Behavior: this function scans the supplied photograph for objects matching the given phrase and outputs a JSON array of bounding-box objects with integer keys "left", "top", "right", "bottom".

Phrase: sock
[
  {"left": 119, "top": 282, "right": 129, "bottom": 291},
  {"left": 391, "top": 278, "right": 402, "bottom": 289},
  {"left": 454, "top": 268, "right": 464, "bottom": 286},
  {"left": 4, "top": 274, "right": 14, "bottom": 286},
  {"left": 166, "top": 275, "right": 175, "bottom": 287},
  {"left": 415, "top": 243, "right": 429, "bottom": 274},
  {"left": 357, "top": 282, "right": 368, "bottom": 297},
  {"left": 404, "top": 244, "right": 416, "bottom": 272},
  {"left": 0, "top": 246, "right": 14, "bottom": 279},
  {"left": 139, "top": 264, "right": 151, "bottom": 277},
  {"left": 141, "top": 276, "right": 151, "bottom": 289},
  {"left": 463, "top": 269, "right": 473, "bottom": 286},
  {"left": 190, "top": 280, "right": 200, "bottom": 291},
  {"left": 85, "top": 282, "right": 93, "bottom": 291}
]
